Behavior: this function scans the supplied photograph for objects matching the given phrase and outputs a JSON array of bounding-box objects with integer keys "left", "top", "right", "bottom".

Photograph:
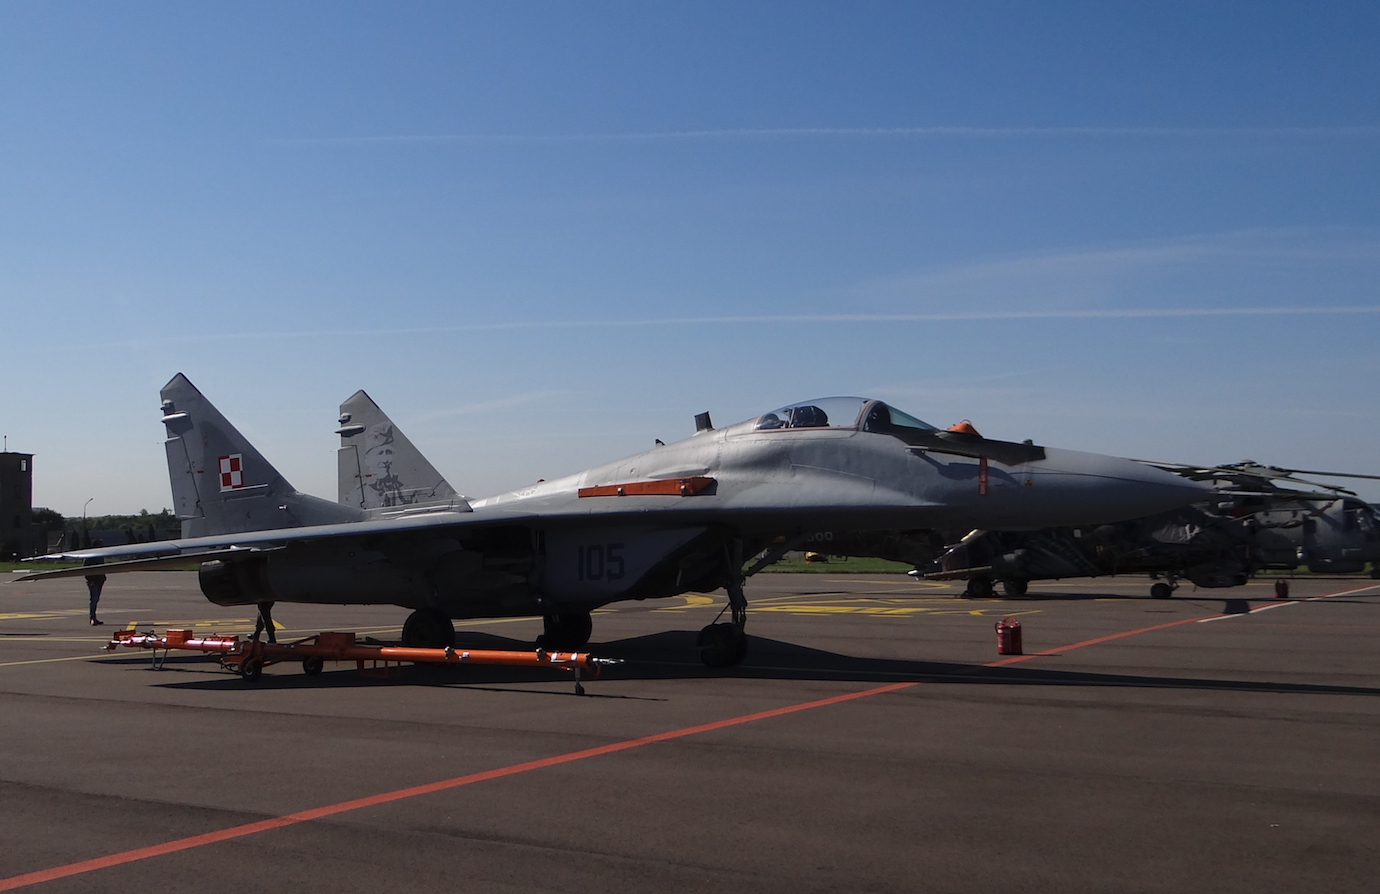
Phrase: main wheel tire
[
  {"left": 540, "top": 612, "right": 593, "bottom": 650},
  {"left": 1274, "top": 579, "right": 1290, "bottom": 600},
  {"left": 401, "top": 609, "right": 456, "bottom": 649},
  {"left": 732, "top": 630, "right": 750, "bottom": 665},
  {"left": 239, "top": 657, "right": 263, "bottom": 682},
  {"left": 1150, "top": 582, "right": 1173, "bottom": 600},
  {"left": 966, "top": 576, "right": 994, "bottom": 599},
  {"left": 697, "top": 623, "right": 746, "bottom": 669},
  {"left": 302, "top": 656, "right": 324, "bottom": 676},
  {"left": 1001, "top": 578, "right": 1029, "bottom": 598}
]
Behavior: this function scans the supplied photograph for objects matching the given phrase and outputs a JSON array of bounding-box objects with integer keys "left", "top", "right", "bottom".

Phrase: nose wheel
[{"left": 697, "top": 623, "right": 747, "bottom": 668}]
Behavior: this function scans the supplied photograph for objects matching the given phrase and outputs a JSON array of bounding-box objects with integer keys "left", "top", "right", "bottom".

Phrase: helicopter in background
[{"left": 920, "top": 461, "right": 1380, "bottom": 599}]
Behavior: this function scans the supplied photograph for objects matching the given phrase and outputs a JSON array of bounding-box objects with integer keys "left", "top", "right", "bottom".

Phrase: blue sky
[{"left": 2, "top": 1, "right": 1378, "bottom": 515}]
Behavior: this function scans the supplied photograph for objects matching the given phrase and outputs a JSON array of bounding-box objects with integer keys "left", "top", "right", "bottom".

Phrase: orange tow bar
[{"left": 105, "top": 629, "right": 619, "bottom": 695}]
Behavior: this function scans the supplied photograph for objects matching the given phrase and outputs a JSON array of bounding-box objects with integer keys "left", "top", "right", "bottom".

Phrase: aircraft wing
[
  {"left": 19, "top": 507, "right": 542, "bottom": 577},
  {"left": 15, "top": 551, "right": 243, "bottom": 580}
]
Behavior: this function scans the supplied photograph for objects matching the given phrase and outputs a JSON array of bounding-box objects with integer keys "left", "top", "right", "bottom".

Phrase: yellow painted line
[
  {"left": 754, "top": 605, "right": 931, "bottom": 616},
  {"left": 455, "top": 615, "right": 541, "bottom": 627},
  {"left": 131, "top": 618, "right": 257, "bottom": 628},
  {"left": 752, "top": 604, "right": 1044, "bottom": 618},
  {"left": 0, "top": 610, "right": 91, "bottom": 622},
  {"left": 757, "top": 598, "right": 961, "bottom": 609},
  {"left": 0, "top": 654, "right": 118, "bottom": 668},
  {"left": 14, "top": 637, "right": 130, "bottom": 644},
  {"left": 815, "top": 577, "right": 950, "bottom": 590}
]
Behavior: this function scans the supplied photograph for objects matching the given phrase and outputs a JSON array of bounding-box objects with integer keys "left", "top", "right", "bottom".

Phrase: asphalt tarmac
[{"left": 1, "top": 570, "right": 1377, "bottom": 893}]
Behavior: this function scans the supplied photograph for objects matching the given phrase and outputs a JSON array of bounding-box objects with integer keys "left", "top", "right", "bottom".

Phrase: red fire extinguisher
[{"left": 995, "top": 617, "right": 1022, "bottom": 655}]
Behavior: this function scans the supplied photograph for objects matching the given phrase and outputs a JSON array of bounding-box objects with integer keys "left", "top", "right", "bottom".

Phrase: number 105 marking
[{"left": 577, "top": 543, "right": 625, "bottom": 581}]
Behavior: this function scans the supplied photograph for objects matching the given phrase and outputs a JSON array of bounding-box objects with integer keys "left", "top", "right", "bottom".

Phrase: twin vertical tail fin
[
  {"left": 161, "top": 373, "right": 363, "bottom": 537},
  {"left": 336, "top": 390, "right": 463, "bottom": 513}
]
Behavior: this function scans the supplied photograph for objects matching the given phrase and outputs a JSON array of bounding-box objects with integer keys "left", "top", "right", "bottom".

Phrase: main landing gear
[
  {"left": 698, "top": 542, "right": 749, "bottom": 669},
  {"left": 963, "top": 575, "right": 994, "bottom": 599},
  {"left": 1150, "top": 575, "right": 1178, "bottom": 600},
  {"left": 539, "top": 611, "right": 593, "bottom": 650},
  {"left": 1001, "top": 578, "right": 1029, "bottom": 598},
  {"left": 401, "top": 608, "right": 456, "bottom": 649}
]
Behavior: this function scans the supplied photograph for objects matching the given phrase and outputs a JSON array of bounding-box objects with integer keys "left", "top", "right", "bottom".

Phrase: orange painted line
[
  {"left": 985, "top": 615, "right": 1209, "bottom": 666},
  {"left": 0, "top": 681, "right": 913, "bottom": 891},
  {"left": 986, "top": 581, "right": 1380, "bottom": 666}
]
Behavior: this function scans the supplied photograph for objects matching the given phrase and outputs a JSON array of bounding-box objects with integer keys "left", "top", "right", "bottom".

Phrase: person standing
[{"left": 84, "top": 540, "right": 106, "bottom": 626}]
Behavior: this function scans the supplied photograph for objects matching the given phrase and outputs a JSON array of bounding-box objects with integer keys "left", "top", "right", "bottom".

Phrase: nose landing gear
[{"left": 699, "top": 542, "right": 749, "bottom": 668}]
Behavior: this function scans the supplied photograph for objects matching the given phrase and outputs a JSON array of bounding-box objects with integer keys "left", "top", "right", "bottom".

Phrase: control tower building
[{"left": 0, "top": 451, "right": 34, "bottom": 559}]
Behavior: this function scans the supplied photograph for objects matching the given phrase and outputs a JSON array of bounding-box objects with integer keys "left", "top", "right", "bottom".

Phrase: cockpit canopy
[{"left": 754, "top": 397, "right": 938, "bottom": 434}]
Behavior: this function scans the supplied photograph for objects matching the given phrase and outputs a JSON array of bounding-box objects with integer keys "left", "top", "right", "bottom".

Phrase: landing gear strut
[
  {"left": 539, "top": 611, "right": 593, "bottom": 650},
  {"left": 698, "top": 541, "right": 749, "bottom": 668},
  {"left": 401, "top": 608, "right": 456, "bottom": 649}
]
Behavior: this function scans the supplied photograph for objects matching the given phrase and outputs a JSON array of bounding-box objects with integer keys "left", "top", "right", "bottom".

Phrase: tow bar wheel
[
  {"left": 239, "top": 657, "right": 264, "bottom": 682},
  {"left": 302, "top": 656, "right": 325, "bottom": 676}
]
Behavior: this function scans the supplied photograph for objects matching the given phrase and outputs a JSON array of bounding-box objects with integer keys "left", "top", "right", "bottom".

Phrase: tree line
[{"left": 32, "top": 509, "right": 180, "bottom": 549}]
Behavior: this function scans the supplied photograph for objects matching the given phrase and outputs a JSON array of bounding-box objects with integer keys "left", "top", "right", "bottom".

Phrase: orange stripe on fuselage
[{"left": 578, "top": 476, "right": 714, "bottom": 498}]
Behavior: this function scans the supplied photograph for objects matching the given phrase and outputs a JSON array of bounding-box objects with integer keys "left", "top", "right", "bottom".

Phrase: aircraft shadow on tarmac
[{"left": 108, "top": 627, "right": 1380, "bottom": 699}]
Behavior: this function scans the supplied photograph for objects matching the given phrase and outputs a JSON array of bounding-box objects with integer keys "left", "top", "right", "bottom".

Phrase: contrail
[
  {"left": 268, "top": 125, "right": 1380, "bottom": 145},
  {"left": 129, "top": 305, "right": 1380, "bottom": 345}
]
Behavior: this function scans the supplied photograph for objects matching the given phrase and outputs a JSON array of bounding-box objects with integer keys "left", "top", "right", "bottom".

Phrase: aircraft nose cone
[{"left": 1032, "top": 449, "right": 1213, "bottom": 526}]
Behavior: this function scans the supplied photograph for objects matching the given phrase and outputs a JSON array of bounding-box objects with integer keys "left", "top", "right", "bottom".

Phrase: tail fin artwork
[
  {"left": 336, "top": 390, "right": 461, "bottom": 513},
  {"left": 161, "top": 373, "right": 364, "bottom": 538}
]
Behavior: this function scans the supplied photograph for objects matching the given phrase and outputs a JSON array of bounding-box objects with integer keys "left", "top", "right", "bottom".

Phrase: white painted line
[
  {"left": 1197, "top": 601, "right": 1299, "bottom": 622},
  {"left": 1305, "top": 583, "right": 1380, "bottom": 601},
  {"left": 1196, "top": 583, "right": 1380, "bottom": 623},
  {"left": 1243, "top": 600, "right": 1295, "bottom": 614}
]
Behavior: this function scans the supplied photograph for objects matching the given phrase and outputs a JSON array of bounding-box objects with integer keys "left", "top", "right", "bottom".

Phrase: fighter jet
[{"left": 23, "top": 375, "right": 1208, "bottom": 666}]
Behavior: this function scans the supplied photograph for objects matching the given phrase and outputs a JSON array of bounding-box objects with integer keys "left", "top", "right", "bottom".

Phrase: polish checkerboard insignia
[{"left": 218, "top": 454, "right": 244, "bottom": 491}]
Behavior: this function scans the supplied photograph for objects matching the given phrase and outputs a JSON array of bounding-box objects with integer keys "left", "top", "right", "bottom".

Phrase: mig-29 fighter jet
[{"left": 23, "top": 375, "right": 1209, "bottom": 667}]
